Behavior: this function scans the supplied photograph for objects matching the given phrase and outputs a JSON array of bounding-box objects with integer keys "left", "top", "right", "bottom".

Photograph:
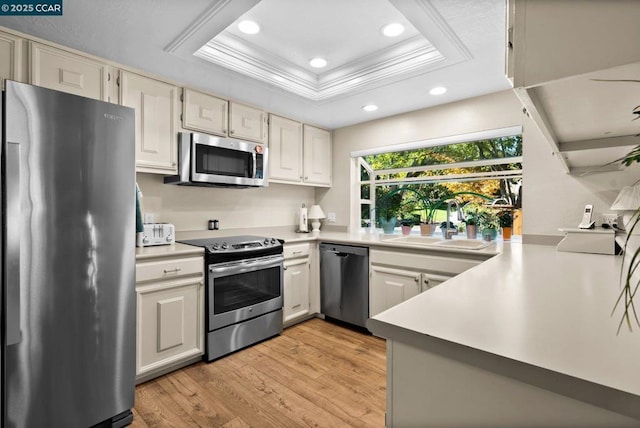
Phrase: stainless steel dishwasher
[{"left": 320, "top": 243, "right": 369, "bottom": 328}]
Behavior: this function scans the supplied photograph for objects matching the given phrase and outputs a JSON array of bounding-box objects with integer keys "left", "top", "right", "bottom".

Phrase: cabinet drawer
[
  {"left": 136, "top": 256, "right": 203, "bottom": 283},
  {"left": 284, "top": 243, "right": 311, "bottom": 259}
]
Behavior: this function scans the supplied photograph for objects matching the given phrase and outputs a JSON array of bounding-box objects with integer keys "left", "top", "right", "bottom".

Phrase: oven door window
[
  {"left": 195, "top": 144, "right": 252, "bottom": 178},
  {"left": 213, "top": 265, "right": 281, "bottom": 314}
]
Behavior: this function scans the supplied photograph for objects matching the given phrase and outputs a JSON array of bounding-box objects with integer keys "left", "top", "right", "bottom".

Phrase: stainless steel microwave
[{"left": 164, "top": 132, "right": 268, "bottom": 188}]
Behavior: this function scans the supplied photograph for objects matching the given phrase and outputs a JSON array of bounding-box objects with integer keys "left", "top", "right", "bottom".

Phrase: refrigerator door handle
[{"left": 6, "top": 141, "right": 21, "bottom": 345}]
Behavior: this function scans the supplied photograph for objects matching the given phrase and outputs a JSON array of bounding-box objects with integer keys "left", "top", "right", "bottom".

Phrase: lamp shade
[
  {"left": 308, "top": 205, "right": 326, "bottom": 220},
  {"left": 611, "top": 185, "right": 640, "bottom": 210}
]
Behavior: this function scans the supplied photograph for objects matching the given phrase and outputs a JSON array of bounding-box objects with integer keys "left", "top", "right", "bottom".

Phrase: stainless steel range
[{"left": 179, "top": 235, "right": 284, "bottom": 361}]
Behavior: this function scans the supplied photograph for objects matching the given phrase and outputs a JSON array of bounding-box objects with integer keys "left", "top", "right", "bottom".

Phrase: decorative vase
[
  {"left": 420, "top": 223, "right": 435, "bottom": 236},
  {"left": 482, "top": 227, "right": 497, "bottom": 241},
  {"left": 466, "top": 224, "right": 477, "bottom": 239},
  {"left": 380, "top": 217, "right": 397, "bottom": 234},
  {"left": 401, "top": 225, "right": 412, "bottom": 235},
  {"left": 502, "top": 226, "right": 512, "bottom": 241}
]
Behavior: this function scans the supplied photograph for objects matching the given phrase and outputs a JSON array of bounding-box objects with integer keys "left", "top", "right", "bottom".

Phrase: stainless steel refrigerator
[{"left": 1, "top": 81, "right": 136, "bottom": 427}]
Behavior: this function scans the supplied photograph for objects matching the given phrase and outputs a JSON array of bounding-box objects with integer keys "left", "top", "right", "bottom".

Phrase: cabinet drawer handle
[
  {"left": 414, "top": 277, "right": 419, "bottom": 283},
  {"left": 283, "top": 266, "right": 288, "bottom": 271},
  {"left": 293, "top": 251, "right": 303, "bottom": 255},
  {"left": 163, "top": 267, "right": 182, "bottom": 274}
]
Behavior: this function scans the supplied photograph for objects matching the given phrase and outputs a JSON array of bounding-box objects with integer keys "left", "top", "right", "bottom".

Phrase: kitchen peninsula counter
[{"left": 367, "top": 243, "right": 640, "bottom": 427}]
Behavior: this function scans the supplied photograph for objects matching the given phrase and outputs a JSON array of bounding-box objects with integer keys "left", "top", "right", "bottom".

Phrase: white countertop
[
  {"left": 176, "top": 227, "right": 503, "bottom": 257},
  {"left": 368, "top": 243, "right": 640, "bottom": 399},
  {"left": 135, "top": 242, "right": 204, "bottom": 260}
]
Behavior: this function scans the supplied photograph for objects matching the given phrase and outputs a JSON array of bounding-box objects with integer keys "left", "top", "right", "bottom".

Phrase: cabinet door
[
  {"left": 136, "top": 277, "right": 204, "bottom": 379},
  {"left": 120, "top": 70, "right": 178, "bottom": 174},
  {"left": 303, "top": 125, "right": 332, "bottom": 186},
  {"left": 421, "top": 272, "right": 452, "bottom": 292},
  {"left": 370, "top": 265, "right": 421, "bottom": 317},
  {"left": 229, "top": 101, "right": 267, "bottom": 143},
  {"left": 0, "top": 31, "right": 23, "bottom": 89},
  {"left": 269, "top": 114, "right": 303, "bottom": 183},
  {"left": 182, "top": 88, "right": 228, "bottom": 136},
  {"left": 283, "top": 257, "right": 310, "bottom": 323},
  {"left": 30, "top": 42, "right": 110, "bottom": 101}
]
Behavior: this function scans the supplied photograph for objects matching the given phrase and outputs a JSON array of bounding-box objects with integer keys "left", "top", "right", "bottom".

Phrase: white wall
[
  {"left": 137, "top": 173, "right": 315, "bottom": 232},
  {"left": 322, "top": 89, "right": 640, "bottom": 238}
]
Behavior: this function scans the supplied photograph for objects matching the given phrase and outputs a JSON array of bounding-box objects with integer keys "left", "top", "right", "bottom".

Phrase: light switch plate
[
  {"left": 327, "top": 212, "right": 336, "bottom": 222},
  {"left": 144, "top": 213, "right": 155, "bottom": 223}
]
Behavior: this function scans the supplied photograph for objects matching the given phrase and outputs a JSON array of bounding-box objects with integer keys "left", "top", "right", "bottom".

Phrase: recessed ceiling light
[
  {"left": 429, "top": 86, "right": 447, "bottom": 95},
  {"left": 309, "top": 57, "right": 327, "bottom": 68},
  {"left": 362, "top": 104, "right": 378, "bottom": 112},
  {"left": 238, "top": 20, "right": 260, "bottom": 35},
  {"left": 381, "top": 23, "right": 405, "bottom": 37}
]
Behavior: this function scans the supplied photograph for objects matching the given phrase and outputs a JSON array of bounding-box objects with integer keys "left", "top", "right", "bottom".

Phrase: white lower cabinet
[
  {"left": 370, "top": 266, "right": 422, "bottom": 317},
  {"left": 283, "top": 242, "right": 314, "bottom": 325},
  {"left": 135, "top": 254, "right": 204, "bottom": 383},
  {"left": 369, "top": 248, "right": 486, "bottom": 317}
]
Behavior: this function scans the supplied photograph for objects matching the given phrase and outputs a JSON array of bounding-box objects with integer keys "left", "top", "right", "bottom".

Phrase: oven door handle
[{"left": 209, "top": 255, "right": 284, "bottom": 277}]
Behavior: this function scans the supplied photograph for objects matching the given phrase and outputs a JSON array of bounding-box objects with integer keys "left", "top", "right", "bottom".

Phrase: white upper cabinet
[
  {"left": 0, "top": 31, "right": 23, "bottom": 89},
  {"left": 508, "top": 0, "right": 640, "bottom": 88},
  {"left": 303, "top": 125, "right": 332, "bottom": 187},
  {"left": 229, "top": 101, "right": 268, "bottom": 144},
  {"left": 119, "top": 70, "right": 178, "bottom": 174},
  {"left": 507, "top": 0, "right": 640, "bottom": 174},
  {"left": 29, "top": 42, "right": 110, "bottom": 101},
  {"left": 182, "top": 88, "right": 228, "bottom": 136},
  {"left": 269, "top": 114, "right": 303, "bottom": 182},
  {"left": 269, "top": 118, "right": 332, "bottom": 187}
]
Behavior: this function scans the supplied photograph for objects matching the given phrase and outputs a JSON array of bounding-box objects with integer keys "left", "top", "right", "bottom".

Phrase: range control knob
[
  {"left": 221, "top": 243, "right": 228, "bottom": 250},
  {"left": 270, "top": 238, "right": 277, "bottom": 244},
  {"left": 264, "top": 238, "right": 270, "bottom": 245},
  {"left": 212, "top": 243, "right": 219, "bottom": 250}
]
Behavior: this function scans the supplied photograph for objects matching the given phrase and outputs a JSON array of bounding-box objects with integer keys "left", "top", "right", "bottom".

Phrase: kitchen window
[{"left": 352, "top": 126, "right": 523, "bottom": 231}]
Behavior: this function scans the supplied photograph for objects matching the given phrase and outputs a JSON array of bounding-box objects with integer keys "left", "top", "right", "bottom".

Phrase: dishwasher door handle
[{"left": 326, "top": 251, "right": 350, "bottom": 257}]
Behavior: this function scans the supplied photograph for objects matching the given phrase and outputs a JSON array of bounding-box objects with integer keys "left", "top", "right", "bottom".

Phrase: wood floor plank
[{"left": 132, "top": 318, "right": 386, "bottom": 427}]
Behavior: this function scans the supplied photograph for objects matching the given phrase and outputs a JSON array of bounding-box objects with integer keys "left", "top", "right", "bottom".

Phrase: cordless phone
[{"left": 578, "top": 204, "right": 595, "bottom": 229}]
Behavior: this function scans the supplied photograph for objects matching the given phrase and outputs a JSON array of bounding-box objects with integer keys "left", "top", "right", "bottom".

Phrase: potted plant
[
  {"left": 479, "top": 211, "right": 499, "bottom": 241},
  {"left": 439, "top": 221, "right": 457, "bottom": 238},
  {"left": 498, "top": 211, "right": 514, "bottom": 241},
  {"left": 463, "top": 206, "right": 480, "bottom": 239},
  {"left": 419, "top": 199, "right": 443, "bottom": 236},
  {"left": 400, "top": 216, "right": 417, "bottom": 235},
  {"left": 377, "top": 191, "right": 402, "bottom": 234}
]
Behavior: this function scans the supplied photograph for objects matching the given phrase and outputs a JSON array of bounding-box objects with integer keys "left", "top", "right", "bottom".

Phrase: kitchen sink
[
  {"left": 384, "top": 235, "right": 443, "bottom": 245},
  {"left": 430, "top": 239, "right": 492, "bottom": 250},
  {"left": 384, "top": 235, "right": 492, "bottom": 250}
]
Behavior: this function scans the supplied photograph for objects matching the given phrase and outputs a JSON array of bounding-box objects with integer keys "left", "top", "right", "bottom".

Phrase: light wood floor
[{"left": 131, "top": 318, "right": 387, "bottom": 427}]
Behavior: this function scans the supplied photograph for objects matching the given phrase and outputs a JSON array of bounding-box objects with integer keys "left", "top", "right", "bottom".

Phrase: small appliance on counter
[
  {"left": 297, "top": 204, "right": 309, "bottom": 233},
  {"left": 137, "top": 223, "right": 175, "bottom": 247}
]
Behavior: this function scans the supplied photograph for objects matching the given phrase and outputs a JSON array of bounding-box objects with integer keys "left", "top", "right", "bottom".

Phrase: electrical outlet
[
  {"left": 144, "top": 213, "right": 154, "bottom": 223},
  {"left": 327, "top": 212, "right": 336, "bottom": 223},
  {"left": 602, "top": 213, "right": 618, "bottom": 226}
]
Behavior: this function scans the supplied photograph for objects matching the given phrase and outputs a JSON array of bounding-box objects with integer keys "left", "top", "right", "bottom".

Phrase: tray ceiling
[
  {"left": 191, "top": 0, "right": 463, "bottom": 101},
  {"left": 0, "top": 0, "right": 510, "bottom": 128}
]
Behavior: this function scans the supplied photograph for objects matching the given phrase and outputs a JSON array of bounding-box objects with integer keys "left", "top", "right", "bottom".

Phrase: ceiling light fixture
[
  {"left": 309, "top": 57, "right": 327, "bottom": 68},
  {"left": 362, "top": 104, "right": 378, "bottom": 112},
  {"left": 238, "top": 20, "right": 260, "bottom": 35},
  {"left": 429, "top": 86, "right": 447, "bottom": 95},
  {"left": 381, "top": 23, "right": 405, "bottom": 37}
]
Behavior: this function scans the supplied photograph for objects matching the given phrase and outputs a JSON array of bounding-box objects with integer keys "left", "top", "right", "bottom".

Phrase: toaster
[{"left": 137, "top": 223, "right": 175, "bottom": 247}]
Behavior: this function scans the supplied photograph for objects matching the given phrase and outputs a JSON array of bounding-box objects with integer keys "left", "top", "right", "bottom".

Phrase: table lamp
[
  {"left": 610, "top": 184, "right": 640, "bottom": 230},
  {"left": 308, "top": 205, "right": 326, "bottom": 232}
]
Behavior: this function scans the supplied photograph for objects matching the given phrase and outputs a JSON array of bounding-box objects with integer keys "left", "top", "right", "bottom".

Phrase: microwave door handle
[
  {"left": 6, "top": 142, "right": 21, "bottom": 345},
  {"left": 251, "top": 152, "right": 257, "bottom": 179}
]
